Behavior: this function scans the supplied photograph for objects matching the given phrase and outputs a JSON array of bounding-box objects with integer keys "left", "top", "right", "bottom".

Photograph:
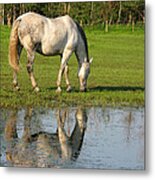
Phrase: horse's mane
[{"left": 75, "top": 22, "right": 89, "bottom": 62}]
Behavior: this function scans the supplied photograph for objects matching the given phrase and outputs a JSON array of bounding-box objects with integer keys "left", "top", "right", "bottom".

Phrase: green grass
[{"left": 0, "top": 25, "right": 144, "bottom": 108}]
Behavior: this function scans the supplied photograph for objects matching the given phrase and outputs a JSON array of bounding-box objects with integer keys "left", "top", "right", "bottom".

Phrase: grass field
[{"left": 0, "top": 25, "right": 144, "bottom": 108}]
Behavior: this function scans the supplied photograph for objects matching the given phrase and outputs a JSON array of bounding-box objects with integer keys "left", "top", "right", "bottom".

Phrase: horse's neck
[
  {"left": 76, "top": 42, "right": 88, "bottom": 65},
  {"left": 77, "top": 50, "right": 89, "bottom": 65}
]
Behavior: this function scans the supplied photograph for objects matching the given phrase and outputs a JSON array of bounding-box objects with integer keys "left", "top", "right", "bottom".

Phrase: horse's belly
[
  {"left": 42, "top": 47, "right": 59, "bottom": 56},
  {"left": 41, "top": 39, "right": 65, "bottom": 56},
  {"left": 39, "top": 44, "right": 61, "bottom": 56}
]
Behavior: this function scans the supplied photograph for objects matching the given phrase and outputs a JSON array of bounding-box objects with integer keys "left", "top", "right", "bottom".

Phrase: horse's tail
[{"left": 9, "top": 19, "right": 21, "bottom": 72}]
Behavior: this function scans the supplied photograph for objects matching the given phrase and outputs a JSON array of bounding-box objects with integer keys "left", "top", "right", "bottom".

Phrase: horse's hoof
[
  {"left": 80, "top": 88, "right": 87, "bottom": 92},
  {"left": 34, "top": 86, "right": 40, "bottom": 92},
  {"left": 13, "top": 83, "right": 20, "bottom": 91},
  {"left": 14, "top": 86, "right": 20, "bottom": 91},
  {"left": 56, "top": 87, "right": 62, "bottom": 93},
  {"left": 66, "top": 86, "right": 72, "bottom": 92}
]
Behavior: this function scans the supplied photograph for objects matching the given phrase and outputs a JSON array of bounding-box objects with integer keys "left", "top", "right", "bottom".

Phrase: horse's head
[{"left": 78, "top": 58, "right": 93, "bottom": 92}]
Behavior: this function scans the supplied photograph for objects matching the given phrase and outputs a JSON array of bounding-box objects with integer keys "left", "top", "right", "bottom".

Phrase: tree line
[{"left": 0, "top": 1, "right": 145, "bottom": 29}]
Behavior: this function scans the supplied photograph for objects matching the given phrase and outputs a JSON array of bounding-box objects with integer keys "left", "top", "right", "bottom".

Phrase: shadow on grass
[
  {"left": 89, "top": 86, "right": 144, "bottom": 92},
  {"left": 46, "top": 86, "right": 144, "bottom": 93},
  {"left": 46, "top": 87, "right": 81, "bottom": 93}
]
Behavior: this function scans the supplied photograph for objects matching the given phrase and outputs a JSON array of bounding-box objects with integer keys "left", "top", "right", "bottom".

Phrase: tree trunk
[
  {"left": 20, "top": 4, "right": 25, "bottom": 15},
  {"left": 105, "top": 20, "right": 108, "bottom": 32},
  {"left": 13, "top": 4, "right": 16, "bottom": 23},
  {"left": 7, "top": 13, "right": 11, "bottom": 27},
  {"left": 127, "top": 11, "right": 132, "bottom": 26},
  {"left": 64, "top": 3, "right": 67, "bottom": 14},
  {"left": 109, "top": 15, "right": 113, "bottom": 26},
  {"left": 0, "top": 4, "right": 4, "bottom": 25},
  {"left": 117, "top": 1, "right": 122, "bottom": 24},
  {"left": 132, "top": 19, "right": 135, "bottom": 32},
  {"left": 90, "top": 2, "right": 94, "bottom": 25},
  {"left": 67, "top": 3, "right": 71, "bottom": 14}
]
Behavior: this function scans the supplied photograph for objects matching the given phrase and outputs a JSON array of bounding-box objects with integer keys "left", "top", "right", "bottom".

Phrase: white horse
[
  {"left": 9, "top": 12, "right": 93, "bottom": 92},
  {"left": 5, "top": 107, "right": 88, "bottom": 167}
]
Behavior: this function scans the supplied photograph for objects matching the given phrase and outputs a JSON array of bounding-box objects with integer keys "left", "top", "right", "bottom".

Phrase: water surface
[{"left": 0, "top": 106, "right": 144, "bottom": 169}]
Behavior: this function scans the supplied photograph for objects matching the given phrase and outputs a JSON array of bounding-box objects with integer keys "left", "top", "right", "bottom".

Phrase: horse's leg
[
  {"left": 12, "top": 44, "right": 23, "bottom": 91},
  {"left": 23, "top": 107, "right": 33, "bottom": 142},
  {"left": 56, "top": 109, "right": 71, "bottom": 159},
  {"left": 56, "top": 49, "right": 72, "bottom": 93},
  {"left": 26, "top": 50, "right": 39, "bottom": 92},
  {"left": 64, "top": 64, "right": 72, "bottom": 92},
  {"left": 13, "top": 71, "right": 20, "bottom": 91}
]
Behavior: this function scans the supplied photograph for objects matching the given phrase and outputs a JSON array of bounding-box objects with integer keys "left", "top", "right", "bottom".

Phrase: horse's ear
[{"left": 89, "top": 57, "right": 93, "bottom": 64}]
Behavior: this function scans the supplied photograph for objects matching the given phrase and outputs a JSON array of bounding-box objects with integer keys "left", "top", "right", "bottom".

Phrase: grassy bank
[{"left": 0, "top": 25, "right": 144, "bottom": 108}]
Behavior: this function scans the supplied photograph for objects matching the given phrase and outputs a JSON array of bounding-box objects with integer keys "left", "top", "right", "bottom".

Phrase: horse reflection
[{"left": 4, "top": 107, "right": 87, "bottom": 168}]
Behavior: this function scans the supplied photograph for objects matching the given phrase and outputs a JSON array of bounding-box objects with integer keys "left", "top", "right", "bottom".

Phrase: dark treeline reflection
[{"left": 4, "top": 107, "right": 88, "bottom": 168}]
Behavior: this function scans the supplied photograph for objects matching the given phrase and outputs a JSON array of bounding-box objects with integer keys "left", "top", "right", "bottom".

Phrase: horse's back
[
  {"left": 18, "top": 12, "right": 77, "bottom": 37},
  {"left": 17, "top": 12, "right": 79, "bottom": 55},
  {"left": 52, "top": 15, "right": 77, "bottom": 29}
]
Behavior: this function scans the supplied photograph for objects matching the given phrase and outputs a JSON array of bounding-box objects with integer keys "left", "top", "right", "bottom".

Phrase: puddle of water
[{"left": 0, "top": 107, "right": 144, "bottom": 170}]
